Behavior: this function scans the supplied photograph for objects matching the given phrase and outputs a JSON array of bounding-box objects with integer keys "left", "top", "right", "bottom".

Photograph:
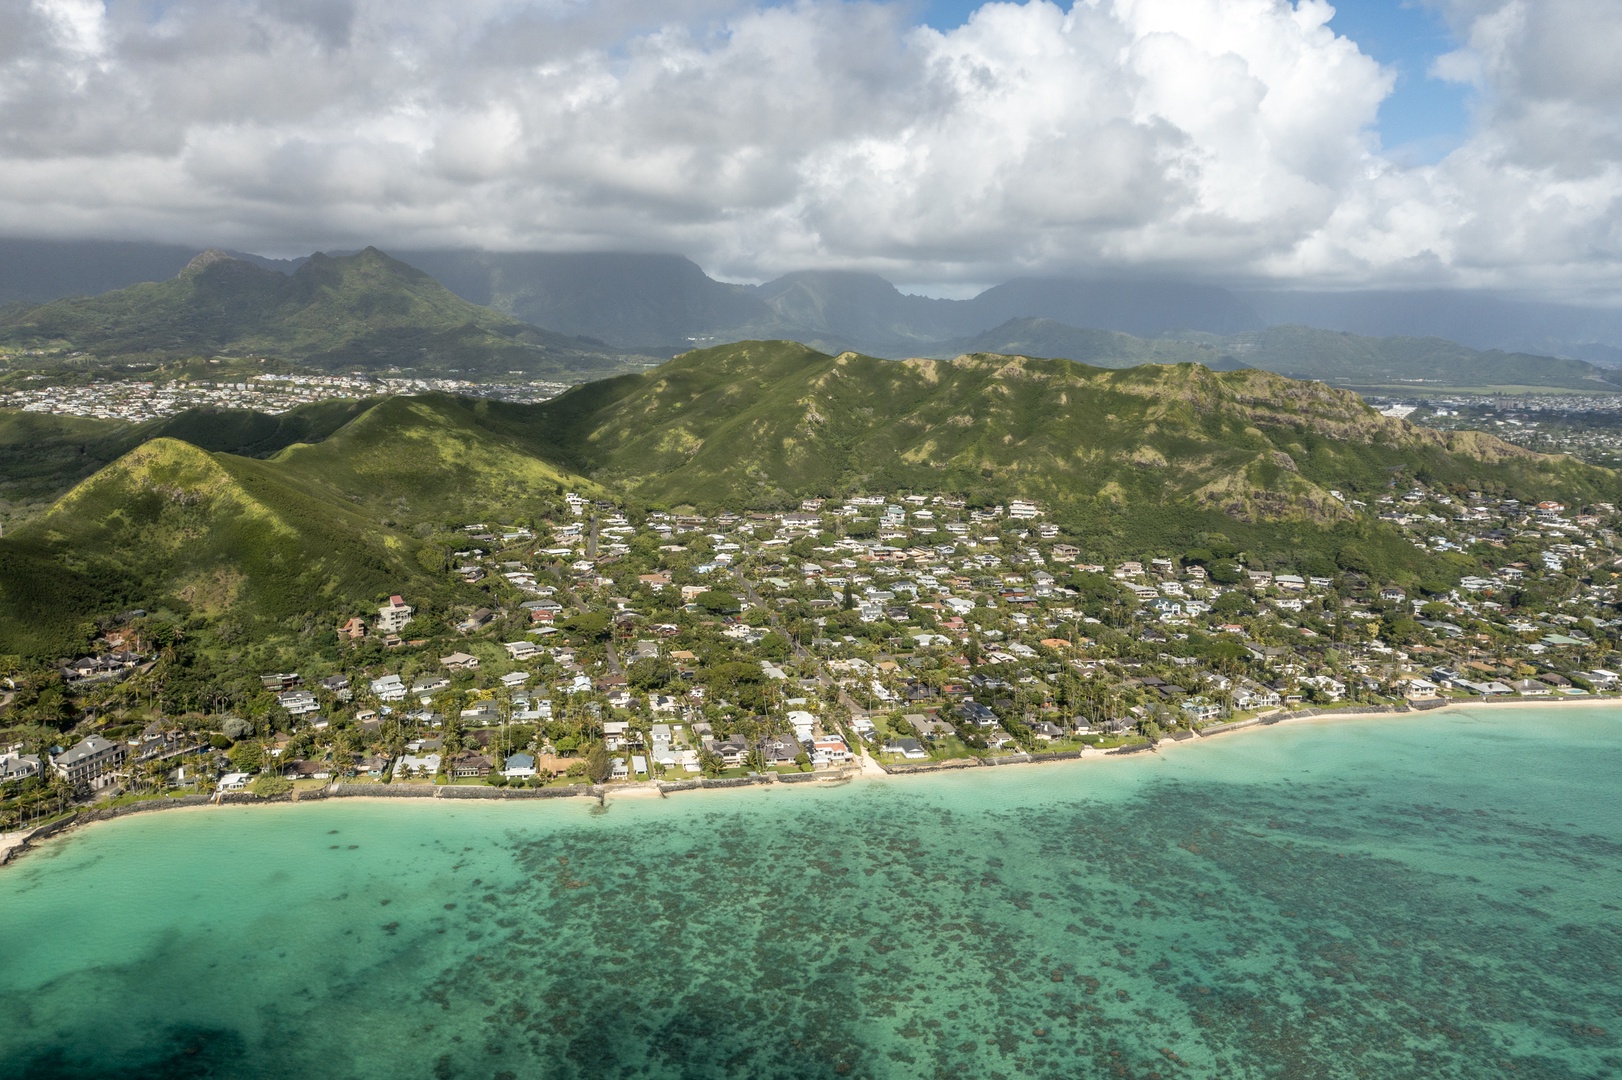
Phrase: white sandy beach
[{"left": 7, "top": 695, "right": 1619, "bottom": 866}]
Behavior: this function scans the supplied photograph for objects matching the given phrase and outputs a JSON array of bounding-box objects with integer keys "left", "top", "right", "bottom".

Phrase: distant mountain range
[
  {"left": 926, "top": 318, "right": 1622, "bottom": 393},
  {"left": 3, "top": 238, "right": 1621, "bottom": 392},
  {"left": 0, "top": 247, "right": 660, "bottom": 378},
  {"left": 4, "top": 237, "right": 1620, "bottom": 365}
]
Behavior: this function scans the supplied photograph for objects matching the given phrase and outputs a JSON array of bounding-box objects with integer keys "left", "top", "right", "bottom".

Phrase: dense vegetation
[
  {"left": 0, "top": 398, "right": 375, "bottom": 524},
  {"left": 520, "top": 341, "right": 1617, "bottom": 515}
]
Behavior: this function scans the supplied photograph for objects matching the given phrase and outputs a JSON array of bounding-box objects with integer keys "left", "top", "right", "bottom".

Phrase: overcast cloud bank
[{"left": 3, "top": 0, "right": 1618, "bottom": 300}]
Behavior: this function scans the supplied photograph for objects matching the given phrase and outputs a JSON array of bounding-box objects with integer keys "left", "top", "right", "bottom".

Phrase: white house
[
  {"left": 787, "top": 710, "right": 816, "bottom": 741},
  {"left": 377, "top": 595, "right": 413, "bottom": 633}
]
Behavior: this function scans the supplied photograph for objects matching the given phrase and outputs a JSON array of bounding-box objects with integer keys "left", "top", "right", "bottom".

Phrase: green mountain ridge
[
  {"left": 266, "top": 395, "right": 599, "bottom": 520},
  {"left": 0, "top": 248, "right": 657, "bottom": 378},
  {"left": 518, "top": 342, "right": 1611, "bottom": 524},
  {"left": 0, "top": 398, "right": 376, "bottom": 522},
  {"left": 0, "top": 438, "right": 424, "bottom": 657},
  {"left": 3, "top": 340, "right": 1618, "bottom": 661},
  {"left": 0, "top": 397, "right": 601, "bottom": 657}
]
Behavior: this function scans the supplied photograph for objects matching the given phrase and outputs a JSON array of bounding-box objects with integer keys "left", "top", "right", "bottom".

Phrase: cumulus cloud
[{"left": 0, "top": 0, "right": 1617, "bottom": 297}]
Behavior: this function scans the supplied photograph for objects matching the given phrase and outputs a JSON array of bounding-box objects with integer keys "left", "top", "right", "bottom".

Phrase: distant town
[
  {"left": 0, "top": 370, "right": 571, "bottom": 421},
  {"left": 6, "top": 478, "right": 1622, "bottom": 830},
  {"left": 1381, "top": 393, "right": 1622, "bottom": 467}
]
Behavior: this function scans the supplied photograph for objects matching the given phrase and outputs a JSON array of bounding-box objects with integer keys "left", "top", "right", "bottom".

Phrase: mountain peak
[{"left": 181, "top": 249, "right": 251, "bottom": 276}]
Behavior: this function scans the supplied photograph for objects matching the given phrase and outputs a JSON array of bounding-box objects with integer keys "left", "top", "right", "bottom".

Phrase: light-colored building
[
  {"left": 378, "top": 595, "right": 414, "bottom": 634},
  {"left": 52, "top": 735, "right": 125, "bottom": 789}
]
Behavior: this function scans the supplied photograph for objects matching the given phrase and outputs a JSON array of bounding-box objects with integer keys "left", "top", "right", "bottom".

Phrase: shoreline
[{"left": 6, "top": 694, "right": 1617, "bottom": 868}]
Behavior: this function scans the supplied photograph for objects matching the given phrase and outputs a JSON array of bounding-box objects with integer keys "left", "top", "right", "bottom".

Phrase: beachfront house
[
  {"left": 217, "top": 772, "right": 251, "bottom": 792},
  {"left": 882, "top": 737, "right": 928, "bottom": 760},
  {"left": 503, "top": 753, "right": 537, "bottom": 779},
  {"left": 394, "top": 753, "right": 441, "bottom": 779},
  {"left": 51, "top": 735, "right": 125, "bottom": 790}
]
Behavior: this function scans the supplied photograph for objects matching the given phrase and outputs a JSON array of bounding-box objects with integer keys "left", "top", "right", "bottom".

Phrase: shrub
[{"left": 250, "top": 774, "right": 292, "bottom": 798}]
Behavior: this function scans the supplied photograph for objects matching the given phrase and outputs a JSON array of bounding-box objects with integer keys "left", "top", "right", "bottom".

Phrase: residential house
[
  {"left": 0, "top": 751, "right": 42, "bottom": 786},
  {"left": 882, "top": 737, "right": 928, "bottom": 759},
  {"left": 503, "top": 753, "right": 537, "bottom": 779},
  {"left": 52, "top": 735, "right": 125, "bottom": 789},
  {"left": 812, "top": 737, "right": 852, "bottom": 764},
  {"left": 704, "top": 735, "right": 750, "bottom": 766},
  {"left": 281, "top": 759, "right": 332, "bottom": 780},
  {"left": 394, "top": 753, "right": 441, "bottom": 778},
  {"left": 378, "top": 595, "right": 414, "bottom": 633},
  {"left": 456, "top": 608, "right": 495, "bottom": 634},
  {"left": 504, "top": 640, "right": 539, "bottom": 661},
  {"left": 277, "top": 690, "right": 320, "bottom": 717},
  {"left": 216, "top": 772, "right": 251, "bottom": 792}
]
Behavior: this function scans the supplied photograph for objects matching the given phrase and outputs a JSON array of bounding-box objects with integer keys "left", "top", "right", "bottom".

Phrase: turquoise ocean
[{"left": 2, "top": 706, "right": 1620, "bottom": 1079}]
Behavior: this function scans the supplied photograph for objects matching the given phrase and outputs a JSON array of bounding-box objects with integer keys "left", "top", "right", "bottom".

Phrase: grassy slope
[
  {"left": 1238, "top": 326, "right": 1622, "bottom": 391},
  {"left": 269, "top": 394, "right": 598, "bottom": 522},
  {"left": 522, "top": 341, "right": 1614, "bottom": 511},
  {"left": 0, "top": 438, "right": 433, "bottom": 657},
  {"left": 0, "top": 410, "right": 131, "bottom": 511},
  {"left": 0, "top": 393, "right": 607, "bottom": 656},
  {"left": 513, "top": 341, "right": 1620, "bottom": 575},
  {"left": 0, "top": 399, "right": 374, "bottom": 516}
]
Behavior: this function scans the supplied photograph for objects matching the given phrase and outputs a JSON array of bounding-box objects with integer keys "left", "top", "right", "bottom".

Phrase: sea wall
[
  {"left": 877, "top": 758, "right": 983, "bottom": 775},
  {"left": 698, "top": 775, "right": 773, "bottom": 789},
  {"left": 217, "top": 791, "right": 290, "bottom": 805},
  {"left": 1197, "top": 717, "right": 1263, "bottom": 736},
  {"left": 437, "top": 785, "right": 596, "bottom": 800},
  {"left": 330, "top": 783, "right": 435, "bottom": 797},
  {"left": 1272, "top": 703, "right": 1410, "bottom": 723}
]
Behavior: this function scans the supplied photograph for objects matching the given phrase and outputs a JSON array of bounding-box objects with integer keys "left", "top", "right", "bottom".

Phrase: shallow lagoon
[{"left": 2, "top": 707, "right": 1620, "bottom": 1079}]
